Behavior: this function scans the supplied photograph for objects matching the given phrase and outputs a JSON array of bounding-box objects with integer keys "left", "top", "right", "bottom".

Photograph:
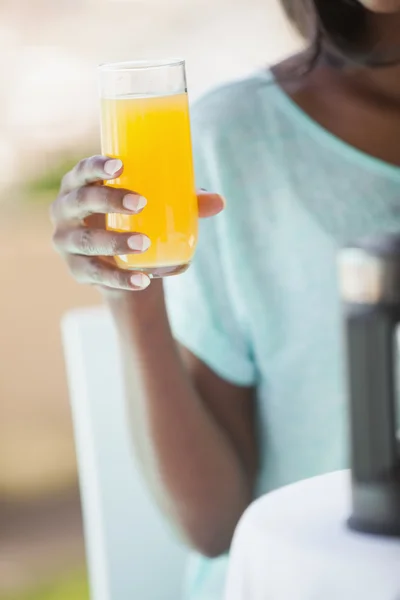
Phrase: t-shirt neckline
[{"left": 257, "top": 69, "right": 400, "bottom": 182}]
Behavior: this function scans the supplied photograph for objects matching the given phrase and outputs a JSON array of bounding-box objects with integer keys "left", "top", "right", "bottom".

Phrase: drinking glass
[{"left": 98, "top": 59, "right": 198, "bottom": 277}]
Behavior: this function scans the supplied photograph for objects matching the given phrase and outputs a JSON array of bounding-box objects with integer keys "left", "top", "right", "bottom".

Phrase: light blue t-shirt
[{"left": 165, "top": 70, "right": 400, "bottom": 600}]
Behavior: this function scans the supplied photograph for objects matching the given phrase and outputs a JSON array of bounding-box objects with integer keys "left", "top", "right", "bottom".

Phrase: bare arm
[
  {"left": 51, "top": 155, "right": 258, "bottom": 557},
  {"left": 107, "top": 281, "right": 258, "bottom": 557}
]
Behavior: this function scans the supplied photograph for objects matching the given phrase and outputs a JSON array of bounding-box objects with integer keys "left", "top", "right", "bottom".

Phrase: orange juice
[{"left": 101, "top": 93, "right": 198, "bottom": 275}]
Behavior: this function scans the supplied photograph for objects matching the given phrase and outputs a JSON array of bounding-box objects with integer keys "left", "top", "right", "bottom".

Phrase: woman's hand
[{"left": 51, "top": 155, "right": 224, "bottom": 292}]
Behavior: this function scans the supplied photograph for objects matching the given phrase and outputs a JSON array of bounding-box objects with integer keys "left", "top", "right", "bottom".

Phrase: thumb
[{"left": 197, "top": 190, "right": 226, "bottom": 218}]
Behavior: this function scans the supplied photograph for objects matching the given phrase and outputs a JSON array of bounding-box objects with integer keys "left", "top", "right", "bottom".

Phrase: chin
[{"left": 360, "top": 0, "right": 400, "bottom": 13}]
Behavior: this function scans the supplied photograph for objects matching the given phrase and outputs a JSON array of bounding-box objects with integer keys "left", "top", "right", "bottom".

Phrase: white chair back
[{"left": 61, "top": 306, "right": 187, "bottom": 600}]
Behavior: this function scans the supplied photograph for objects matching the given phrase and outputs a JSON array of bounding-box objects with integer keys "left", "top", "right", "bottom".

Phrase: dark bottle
[{"left": 339, "top": 234, "right": 400, "bottom": 536}]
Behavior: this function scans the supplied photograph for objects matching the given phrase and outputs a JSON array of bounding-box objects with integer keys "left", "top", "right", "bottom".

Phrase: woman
[{"left": 51, "top": 1, "right": 400, "bottom": 598}]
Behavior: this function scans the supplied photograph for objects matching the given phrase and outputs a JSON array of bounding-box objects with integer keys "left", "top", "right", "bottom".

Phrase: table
[{"left": 225, "top": 471, "right": 400, "bottom": 600}]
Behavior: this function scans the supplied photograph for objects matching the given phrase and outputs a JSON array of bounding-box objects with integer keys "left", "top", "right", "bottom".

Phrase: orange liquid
[{"left": 101, "top": 93, "right": 198, "bottom": 274}]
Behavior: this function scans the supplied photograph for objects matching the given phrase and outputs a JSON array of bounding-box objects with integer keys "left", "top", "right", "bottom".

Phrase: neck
[{"left": 344, "top": 63, "right": 400, "bottom": 104}]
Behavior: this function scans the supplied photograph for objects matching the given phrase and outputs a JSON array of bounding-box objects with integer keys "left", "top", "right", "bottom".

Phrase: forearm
[{"left": 106, "top": 282, "right": 252, "bottom": 557}]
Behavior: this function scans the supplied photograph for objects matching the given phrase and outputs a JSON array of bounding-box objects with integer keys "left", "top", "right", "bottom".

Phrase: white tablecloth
[{"left": 225, "top": 471, "right": 400, "bottom": 600}]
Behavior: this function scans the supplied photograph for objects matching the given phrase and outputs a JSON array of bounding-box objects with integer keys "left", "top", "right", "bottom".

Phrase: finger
[
  {"left": 60, "top": 155, "right": 124, "bottom": 194},
  {"left": 54, "top": 185, "right": 147, "bottom": 223},
  {"left": 197, "top": 190, "right": 226, "bottom": 218},
  {"left": 54, "top": 227, "right": 151, "bottom": 256},
  {"left": 67, "top": 255, "right": 151, "bottom": 290}
]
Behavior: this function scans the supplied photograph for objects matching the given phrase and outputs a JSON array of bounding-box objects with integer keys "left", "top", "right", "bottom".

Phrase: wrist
[{"left": 103, "top": 278, "right": 167, "bottom": 329}]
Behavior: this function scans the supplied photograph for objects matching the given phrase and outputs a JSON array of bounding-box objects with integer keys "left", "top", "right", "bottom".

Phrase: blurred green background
[{"left": 4, "top": 572, "right": 88, "bottom": 600}]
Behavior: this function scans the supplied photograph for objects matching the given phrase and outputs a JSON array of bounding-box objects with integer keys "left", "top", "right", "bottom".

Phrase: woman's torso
[{"left": 166, "top": 69, "right": 400, "bottom": 599}]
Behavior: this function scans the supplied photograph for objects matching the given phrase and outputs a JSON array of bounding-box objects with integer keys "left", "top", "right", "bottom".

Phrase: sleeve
[{"left": 164, "top": 100, "right": 256, "bottom": 387}]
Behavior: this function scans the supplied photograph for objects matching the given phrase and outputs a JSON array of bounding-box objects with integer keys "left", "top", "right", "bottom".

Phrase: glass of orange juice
[{"left": 98, "top": 59, "right": 198, "bottom": 277}]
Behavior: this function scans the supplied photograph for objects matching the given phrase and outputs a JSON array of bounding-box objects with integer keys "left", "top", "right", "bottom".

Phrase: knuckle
[
  {"left": 78, "top": 183, "right": 106, "bottom": 215},
  {"left": 60, "top": 155, "right": 103, "bottom": 194},
  {"left": 87, "top": 257, "right": 103, "bottom": 283},
  {"left": 109, "top": 233, "right": 121, "bottom": 254},
  {"left": 78, "top": 229, "right": 96, "bottom": 255},
  {"left": 102, "top": 186, "right": 118, "bottom": 213},
  {"left": 74, "top": 185, "right": 87, "bottom": 212},
  {"left": 87, "top": 154, "right": 102, "bottom": 166},
  {"left": 113, "top": 268, "right": 130, "bottom": 289},
  {"left": 75, "top": 158, "right": 88, "bottom": 177},
  {"left": 78, "top": 155, "right": 103, "bottom": 180}
]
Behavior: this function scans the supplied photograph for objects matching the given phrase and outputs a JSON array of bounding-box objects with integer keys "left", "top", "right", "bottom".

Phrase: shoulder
[
  {"left": 191, "top": 72, "right": 273, "bottom": 138},
  {"left": 190, "top": 52, "right": 313, "bottom": 138}
]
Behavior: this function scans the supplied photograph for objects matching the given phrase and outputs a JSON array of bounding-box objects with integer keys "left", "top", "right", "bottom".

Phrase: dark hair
[{"left": 281, "top": 0, "right": 397, "bottom": 67}]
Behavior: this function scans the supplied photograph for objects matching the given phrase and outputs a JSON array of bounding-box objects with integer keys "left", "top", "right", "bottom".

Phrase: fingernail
[
  {"left": 123, "top": 194, "right": 147, "bottom": 212},
  {"left": 127, "top": 234, "right": 151, "bottom": 252},
  {"left": 104, "top": 159, "right": 123, "bottom": 176},
  {"left": 131, "top": 273, "right": 150, "bottom": 289}
]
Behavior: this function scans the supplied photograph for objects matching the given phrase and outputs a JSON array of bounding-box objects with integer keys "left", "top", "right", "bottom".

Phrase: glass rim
[{"left": 98, "top": 58, "right": 185, "bottom": 72}]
